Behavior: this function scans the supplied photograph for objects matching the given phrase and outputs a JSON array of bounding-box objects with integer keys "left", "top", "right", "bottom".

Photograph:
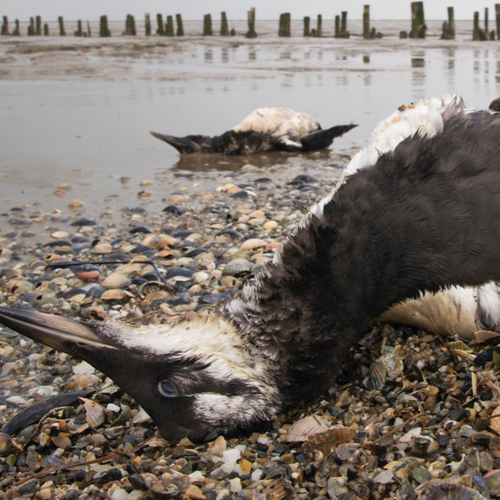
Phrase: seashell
[
  {"left": 369, "top": 361, "right": 386, "bottom": 390},
  {"left": 162, "top": 205, "right": 183, "bottom": 215},
  {"left": 263, "top": 220, "right": 279, "bottom": 230},
  {"left": 0, "top": 432, "right": 22, "bottom": 456},
  {"left": 491, "top": 404, "right": 500, "bottom": 435},
  {"left": 138, "top": 281, "right": 171, "bottom": 299},
  {"left": 240, "top": 238, "right": 267, "bottom": 250},
  {"left": 66, "top": 374, "right": 101, "bottom": 391},
  {"left": 474, "top": 330, "right": 500, "bottom": 344},
  {"left": 91, "top": 242, "right": 113, "bottom": 254},
  {"left": 448, "top": 340, "right": 471, "bottom": 351},
  {"left": 283, "top": 415, "right": 329, "bottom": 442},
  {"left": 102, "top": 273, "right": 131, "bottom": 289},
  {"left": 80, "top": 397, "right": 106, "bottom": 428},
  {"left": 222, "top": 258, "right": 253, "bottom": 277},
  {"left": 68, "top": 200, "right": 85, "bottom": 208},
  {"left": 454, "top": 349, "right": 476, "bottom": 364},
  {"left": 302, "top": 426, "right": 356, "bottom": 458},
  {"left": 77, "top": 270, "right": 101, "bottom": 281},
  {"left": 474, "top": 348, "right": 495, "bottom": 368},
  {"left": 261, "top": 479, "right": 289, "bottom": 500},
  {"left": 100, "top": 289, "right": 133, "bottom": 302},
  {"left": 129, "top": 226, "right": 153, "bottom": 234},
  {"left": 421, "top": 482, "right": 488, "bottom": 500},
  {"left": 51, "top": 231, "right": 69, "bottom": 239},
  {"left": 166, "top": 267, "right": 194, "bottom": 281},
  {"left": 70, "top": 217, "right": 96, "bottom": 227},
  {"left": 112, "top": 404, "right": 131, "bottom": 426}
]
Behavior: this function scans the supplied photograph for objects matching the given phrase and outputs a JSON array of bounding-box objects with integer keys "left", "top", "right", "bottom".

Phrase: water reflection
[
  {"left": 363, "top": 55, "right": 370, "bottom": 64},
  {"left": 221, "top": 47, "right": 229, "bottom": 63},
  {"left": 204, "top": 49, "right": 213, "bottom": 63},
  {"left": 411, "top": 58, "right": 425, "bottom": 68},
  {"left": 248, "top": 46, "right": 256, "bottom": 61}
]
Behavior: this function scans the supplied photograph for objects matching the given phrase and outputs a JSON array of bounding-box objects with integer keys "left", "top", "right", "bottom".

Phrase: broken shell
[
  {"left": 301, "top": 426, "right": 356, "bottom": 457},
  {"left": 283, "top": 415, "right": 328, "bottom": 442},
  {"left": 474, "top": 330, "right": 500, "bottom": 344},
  {"left": 369, "top": 361, "right": 386, "bottom": 390},
  {"left": 0, "top": 432, "right": 22, "bottom": 456},
  {"left": 80, "top": 398, "right": 106, "bottom": 428},
  {"left": 420, "top": 482, "right": 488, "bottom": 500}
]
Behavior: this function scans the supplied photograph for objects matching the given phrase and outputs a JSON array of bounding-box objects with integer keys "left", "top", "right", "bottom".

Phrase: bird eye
[{"left": 158, "top": 381, "right": 177, "bottom": 397}]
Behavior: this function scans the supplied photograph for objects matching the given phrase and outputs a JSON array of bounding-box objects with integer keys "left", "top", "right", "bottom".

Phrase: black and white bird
[
  {"left": 150, "top": 107, "right": 356, "bottom": 154},
  {"left": 3, "top": 94, "right": 500, "bottom": 441}
]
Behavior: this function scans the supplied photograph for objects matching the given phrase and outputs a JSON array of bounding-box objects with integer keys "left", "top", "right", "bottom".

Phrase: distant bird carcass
[
  {"left": 150, "top": 107, "right": 356, "bottom": 154},
  {"left": 3, "top": 95, "right": 500, "bottom": 441}
]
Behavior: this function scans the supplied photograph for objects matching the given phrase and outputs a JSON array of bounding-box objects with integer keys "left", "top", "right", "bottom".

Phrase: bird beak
[
  {"left": 150, "top": 131, "right": 196, "bottom": 153},
  {"left": 0, "top": 306, "right": 117, "bottom": 355}
]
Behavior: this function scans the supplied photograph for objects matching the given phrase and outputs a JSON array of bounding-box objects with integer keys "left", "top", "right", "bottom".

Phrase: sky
[{"left": 0, "top": 1, "right": 496, "bottom": 21}]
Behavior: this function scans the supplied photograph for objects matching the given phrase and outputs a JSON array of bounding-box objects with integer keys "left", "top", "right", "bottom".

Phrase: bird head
[{"left": 0, "top": 307, "right": 280, "bottom": 441}]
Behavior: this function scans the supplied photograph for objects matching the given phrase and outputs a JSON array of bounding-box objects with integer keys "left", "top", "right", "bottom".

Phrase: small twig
[{"left": 15, "top": 437, "right": 156, "bottom": 487}]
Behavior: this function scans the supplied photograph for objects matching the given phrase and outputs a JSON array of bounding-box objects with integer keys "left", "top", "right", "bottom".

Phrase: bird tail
[{"left": 300, "top": 124, "right": 357, "bottom": 151}]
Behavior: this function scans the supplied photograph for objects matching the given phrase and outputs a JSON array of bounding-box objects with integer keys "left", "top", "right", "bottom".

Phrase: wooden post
[
  {"left": 58, "top": 16, "right": 65, "bottom": 36},
  {"left": 28, "top": 17, "right": 35, "bottom": 36},
  {"left": 145, "top": 14, "right": 151, "bottom": 36},
  {"left": 87, "top": 21, "right": 91, "bottom": 37},
  {"left": 176, "top": 14, "right": 184, "bottom": 36},
  {"left": 279, "top": 13, "right": 291, "bottom": 37},
  {"left": 99, "top": 15, "right": 111, "bottom": 37},
  {"left": 363, "top": 5, "right": 370, "bottom": 39},
  {"left": 74, "top": 20, "right": 83, "bottom": 36},
  {"left": 410, "top": 2, "right": 426, "bottom": 38},
  {"left": 165, "top": 16, "right": 174, "bottom": 36},
  {"left": 496, "top": 4, "right": 500, "bottom": 40},
  {"left": 334, "top": 15, "right": 340, "bottom": 37},
  {"left": 246, "top": 8, "right": 257, "bottom": 38},
  {"left": 156, "top": 14, "right": 164, "bottom": 35},
  {"left": 13, "top": 19, "right": 20, "bottom": 36},
  {"left": 125, "top": 14, "right": 136, "bottom": 35},
  {"left": 441, "top": 7, "right": 455, "bottom": 39},
  {"left": 1, "top": 16, "right": 8, "bottom": 35},
  {"left": 485, "top": 7, "right": 489, "bottom": 34},
  {"left": 473, "top": 11, "right": 480, "bottom": 40},
  {"left": 317, "top": 14, "right": 322, "bottom": 37},
  {"left": 303, "top": 16, "right": 310, "bottom": 36},
  {"left": 340, "top": 11, "right": 349, "bottom": 37},
  {"left": 220, "top": 11, "right": 229, "bottom": 36},
  {"left": 43, "top": 23, "right": 49, "bottom": 36},
  {"left": 36, "top": 15, "right": 42, "bottom": 35},
  {"left": 202, "top": 14, "right": 212, "bottom": 35}
]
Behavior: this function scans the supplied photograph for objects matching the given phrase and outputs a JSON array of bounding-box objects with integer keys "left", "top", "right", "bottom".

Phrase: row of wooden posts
[{"left": 2, "top": 4, "right": 500, "bottom": 41}]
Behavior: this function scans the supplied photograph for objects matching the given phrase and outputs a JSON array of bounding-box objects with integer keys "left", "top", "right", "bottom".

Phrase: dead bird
[
  {"left": 150, "top": 107, "right": 356, "bottom": 154},
  {"left": 3, "top": 95, "right": 500, "bottom": 441}
]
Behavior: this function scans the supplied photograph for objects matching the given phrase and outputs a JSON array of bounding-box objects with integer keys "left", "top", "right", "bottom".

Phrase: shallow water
[{"left": 1, "top": 19, "right": 500, "bottom": 229}]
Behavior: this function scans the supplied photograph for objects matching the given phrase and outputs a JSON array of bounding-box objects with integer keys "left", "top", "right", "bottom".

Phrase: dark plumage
[
  {"left": 2, "top": 100, "right": 500, "bottom": 441},
  {"left": 151, "top": 107, "right": 356, "bottom": 154}
]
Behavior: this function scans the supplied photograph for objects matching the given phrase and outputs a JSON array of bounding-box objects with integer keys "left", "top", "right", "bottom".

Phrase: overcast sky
[{"left": 1, "top": 1, "right": 496, "bottom": 21}]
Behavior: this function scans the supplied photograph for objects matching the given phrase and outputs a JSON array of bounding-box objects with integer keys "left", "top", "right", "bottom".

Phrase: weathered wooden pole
[
  {"left": 303, "top": 16, "right": 310, "bottom": 36},
  {"left": 202, "top": 14, "right": 212, "bottom": 36},
  {"left": 145, "top": 14, "right": 151, "bottom": 36},
  {"left": 317, "top": 14, "right": 322, "bottom": 37},
  {"left": 441, "top": 7, "right": 455, "bottom": 39},
  {"left": 165, "top": 16, "right": 174, "bottom": 36},
  {"left": 363, "top": 5, "right": 370, "bottom": 39},
  {"left": 176, "top": 14, "right": 184, "bottom": 36},
  {"left": 341, "top": 11, "right": 347, "bottom": 34},
  {"left": 485, "top": 7, "right": 489, "bottom": 34},
  {"left": 36, "top": 16, "right": 42, "bottom": 35},
  {"left": 473, "top": 11, "right": 480, "bottom": 40},
  {"left": 43, "top": 23, "right": 49, "bottom": 36},
  {"left": 496, "top": 4, "right": 500, "bottom": 40},
  {"left": 87, "top": 21, "right": 91, "bottom": 37},
  {"left": 125, "top": 14, "right": 136, "bottom": 35},
  {"left": 1, "top": 16, "right": 8, "bottom": 35},
  {"left": 58, "top": 16, "right": 65, "bottom": 36},
  {"left": 99, "top": 15, "right": 111, "bottom": 37},
  {"left": 410, "top": 2, "right": 426, "bottom": 38},
  {"left": 282, "top": 13, "right": 291, "bottom": 37},
  {"left": 28, "top": 17, "right": 35, "bottom": 36},
  {"left": 220, "top": 11, "right": 229, "bottom": 36},
  {"left": 75, "top": 20, "right": 83, "bottom": 36},
  {"left": 13, "top": 19, "right": 20, "bottom": 36},
  {"left": 246, "top": 8, "right": 257, "bottom": 38},
  {"left": 156, "top": 14, "right": 164, "bottom": 35},
  {"left": 334, "top": 15, "right": 340, "bottom": 37}
]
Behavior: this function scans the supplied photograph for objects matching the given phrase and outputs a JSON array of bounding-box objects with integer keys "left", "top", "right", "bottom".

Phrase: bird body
[
  {"left": 3, "top": 96, "right": 500, "bottom": 441},
  {"left": 150, "top": 106, "right": 356, "bottom": 154}
]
